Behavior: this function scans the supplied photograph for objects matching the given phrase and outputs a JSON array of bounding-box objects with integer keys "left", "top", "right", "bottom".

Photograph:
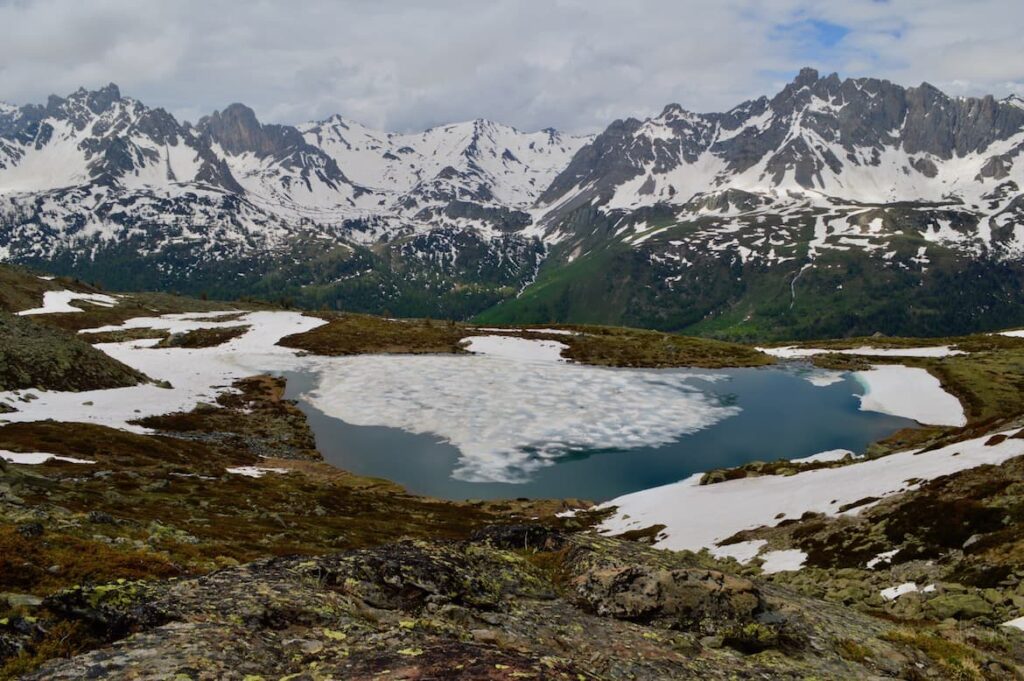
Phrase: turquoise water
[{"left": 283, "top": 366, "right": 914, "bottom": 502}]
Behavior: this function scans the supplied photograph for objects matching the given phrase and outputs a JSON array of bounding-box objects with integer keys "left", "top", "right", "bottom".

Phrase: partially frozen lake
[
  {"left": 0, "top": 309, "right": 945, "bottom": 503},
  {"left": 285, "top": 364, "right": 915, "bottom": 501}
]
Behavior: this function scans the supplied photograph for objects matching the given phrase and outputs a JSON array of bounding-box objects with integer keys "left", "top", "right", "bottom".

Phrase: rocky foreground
[{"left": 16, "top": 525, "right": 1006, "bottom": 680}]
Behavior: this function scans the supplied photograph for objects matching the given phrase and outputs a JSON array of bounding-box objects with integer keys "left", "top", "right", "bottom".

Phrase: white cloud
[{"left": 0, "top": 0, "right": 1021, "bottom": 133}]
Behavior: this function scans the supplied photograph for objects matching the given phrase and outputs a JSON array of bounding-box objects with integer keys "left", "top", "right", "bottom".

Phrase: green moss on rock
[{"left": 0, "top": 313, "right": 148, "bottom": 392}]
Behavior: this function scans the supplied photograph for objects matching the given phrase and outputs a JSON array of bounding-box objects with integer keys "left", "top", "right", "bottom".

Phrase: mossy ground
[
  {"left": 155, "top": 324, "right": 250, "bottom": 349},
  {"left": 0, "top": 313, "right": 148, "bottom": 392},
  {"left": 280, "top": 312, "right": 773, "bottom": 368}
]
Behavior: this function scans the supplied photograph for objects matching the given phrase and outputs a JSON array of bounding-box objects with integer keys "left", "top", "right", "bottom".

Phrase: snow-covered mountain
[
  {"left": 296, "top": 115, "right": 590, "bottom": 241},
  {"left": 4, "top": 71, "right": 1024, "bottom": 338},
  {"left": 535, "top": 68, "right": 1024, "bottom": 256},
  {"left": 483, "top": 69, "right": 1024, "bottom": 337},
  {"left": 0, "top": 84, "right": 590, "bottom": 254},
  {"left": 304, "top": 116, "right": 584, "bottom": 213},
  {"left": 0, "top": 84, "right": 589, "bottom": 314}
]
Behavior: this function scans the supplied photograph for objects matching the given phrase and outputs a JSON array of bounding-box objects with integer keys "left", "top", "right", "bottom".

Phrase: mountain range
[{"left": 3, "top": 68, "right": 1024, "bottom": 339}]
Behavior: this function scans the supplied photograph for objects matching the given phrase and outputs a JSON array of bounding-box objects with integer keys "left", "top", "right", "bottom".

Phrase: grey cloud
[{"left": 0, "top": 0, "right": 1021, "bottom": 133}]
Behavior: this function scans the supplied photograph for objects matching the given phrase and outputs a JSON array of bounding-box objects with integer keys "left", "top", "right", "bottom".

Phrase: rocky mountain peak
[
  {"left": 197, "top": 103, "right": 285, "bottom": 157},
  {"left": 85, "top": 83, "right": 122, "bottom": 112},
  {"left": 792, "top": 66, "right": 820, "bottom": 88},
  {"left": 56, "top": 83, "right": 124, "bottom": 115}
]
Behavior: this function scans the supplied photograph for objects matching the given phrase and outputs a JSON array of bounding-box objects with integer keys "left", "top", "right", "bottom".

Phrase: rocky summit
[{"left": 3, "top": 70, "right": 1024, "bottom": 338}]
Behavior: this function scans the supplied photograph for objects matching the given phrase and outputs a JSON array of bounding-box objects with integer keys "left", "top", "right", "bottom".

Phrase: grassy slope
[
  {"left": 0, "top": 266, "right": 98, "bottom": 315},
  {"left": 475, "top": 244, "right": 662, "bottom": 328},
  {"left": 479, "top": 226, "right": 1024, "bottom": 343},
  {"left": 279, "top": 311, "right": 773, "bottom": 368}
]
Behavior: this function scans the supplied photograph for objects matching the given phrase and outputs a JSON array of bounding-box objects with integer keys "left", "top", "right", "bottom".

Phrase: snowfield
[
  {"left": 760, "top": 345, "right": 965, "bottom": 358},
  {"left": 17, "top": 290, "right": 120, "bottom": 315},
  {"left": 853, "top": 365, "right": 967, "bottom": 426},
  {"left": 0, "top": 311, "right": 326, "bottom": 432},
  {"left": 597, "top": 428, "right": 1024, "bottom": 564}
]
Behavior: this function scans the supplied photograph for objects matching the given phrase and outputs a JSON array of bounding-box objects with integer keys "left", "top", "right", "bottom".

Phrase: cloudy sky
[{"left": 1, "top": 0, "right": 1022, "bottom": 133}]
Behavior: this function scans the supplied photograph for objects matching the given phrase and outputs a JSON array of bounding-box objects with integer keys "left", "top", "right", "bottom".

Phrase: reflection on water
[{"left": 283, "top": 366, "right": 915, "bottom": 502}]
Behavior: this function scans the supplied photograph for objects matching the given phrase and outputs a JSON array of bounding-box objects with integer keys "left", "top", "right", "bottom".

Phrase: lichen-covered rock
[
  {"left": 469, "top": 523, "right": 565, "bottom": 551},
  {"left": 0, "top": 312, "right": 148, "bottom": 392},
  {"left": 571, "top": 565, "right": 761, "bottom": 633},
  {"left": 21, "top": 531, "right": 978, "bottom": 680},
  {"left": 44, "top": 580, "right": 166, "bottom": 635},
  {"left": 924, "top": 593, "right": 995, "bottom": 620}
]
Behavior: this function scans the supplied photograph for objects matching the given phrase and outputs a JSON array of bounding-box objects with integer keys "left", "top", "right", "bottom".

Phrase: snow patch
[
  {"left": 1002, "top": 616, "right": 1024, "bottom": 631},
  {"left": 867, "top": 549, "right": 899, "bottom": 569},
  {"left": 1, "top": 450, "right": 95, "bottom": 465},
  {"left": 461, "top": 335, "right": 567, "bottom": 362},
  {"left": 760, "top": 345, "right": 965, "bottom": 358},
  {"left": 854, "top": 365, "right": 966, "bottom": 426},
  {"left": 598, "top": 427, "right": 1024, "bottom": 553},
  {"left": 760, "top": 549, "right": 807, "bottom": 574},
  {"left": 791, "top": 449, "right": 853, "bottom": 464},
  {"left": 226, "top": 466, "right": 288, "bottom": 478},
  {"left": 17, "top": 290, "right": 119, "bottom": 315},
  {"left": 881, "top": 582, "right": 920, "bottom": 601}
]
